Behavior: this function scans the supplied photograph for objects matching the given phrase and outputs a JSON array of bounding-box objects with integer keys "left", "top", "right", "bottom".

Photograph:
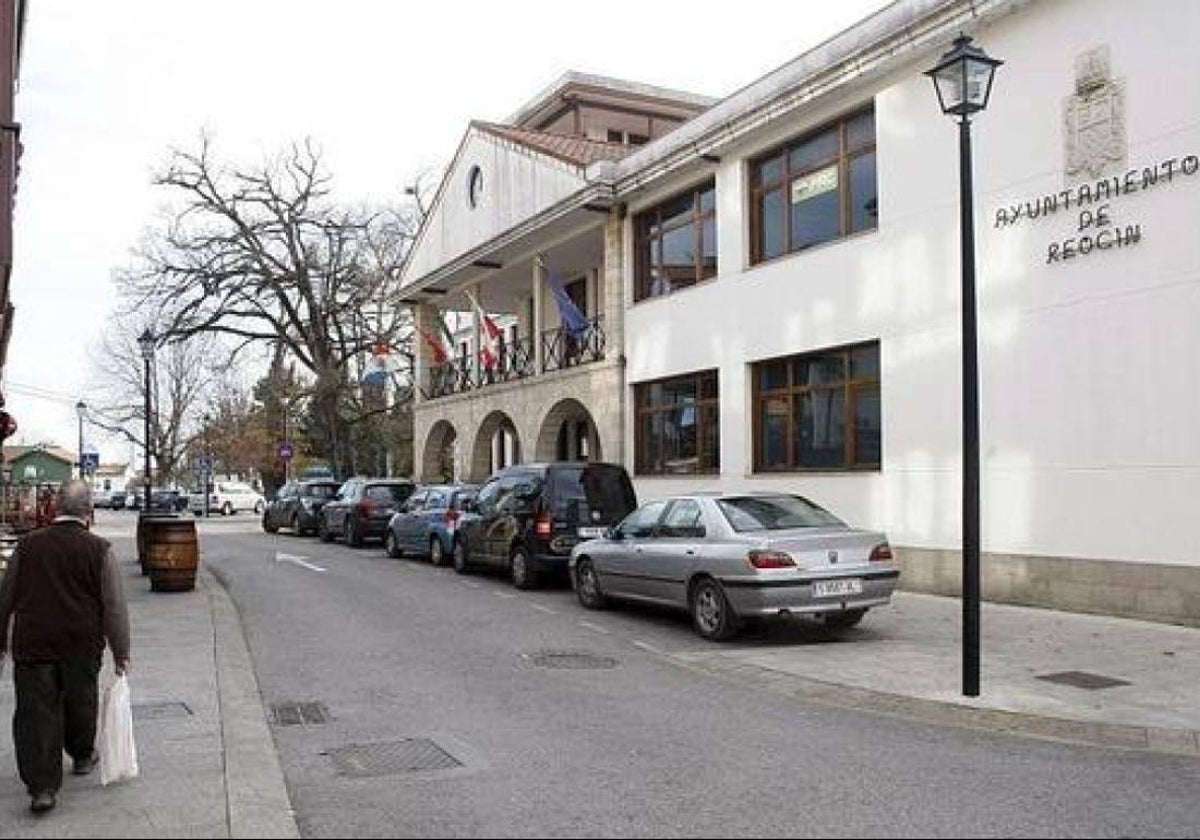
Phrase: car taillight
[
  {"left": 356, "top": 499, "right": 376, "bottom": 519},
  {"left": 444, "top": 509, "right": 459, "bottom": 526},
  {"left": 747, "top": 550, "right": 796, "bottom": 569},
  {"left": 870, "top": 543, "right": 894, "bottom": 562},
  {"left": 535, "top": 513, "right": 552, "bottom": 538}
]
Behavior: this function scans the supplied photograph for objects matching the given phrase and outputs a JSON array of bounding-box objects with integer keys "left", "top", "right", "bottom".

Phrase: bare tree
[
  {"left": 86, "top": 315, "right": 223, "bottom": 487},
  {"left": 116, "top": 135, "right": 416, "bottom": 476}
]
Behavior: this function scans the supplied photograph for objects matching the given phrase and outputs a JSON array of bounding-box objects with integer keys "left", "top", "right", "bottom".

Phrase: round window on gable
[{"left": 467, "top": 165, "right": 484, "bottom": 209}]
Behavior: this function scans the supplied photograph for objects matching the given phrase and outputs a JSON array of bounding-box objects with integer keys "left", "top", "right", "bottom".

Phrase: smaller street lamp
[
  {"left": 138, "top": 328, "right": 156, "bottom": 513},
  {"left": 926, "top": 34, "right": 1002, "bottom": 698},
  {"left": 75, "top": 400, "right": 87, "bottom": 483}
]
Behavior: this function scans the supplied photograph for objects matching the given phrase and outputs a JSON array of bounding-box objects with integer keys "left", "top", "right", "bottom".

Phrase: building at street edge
[{"left": 398, "top": 0, "right": 1200, "bottom": 626}]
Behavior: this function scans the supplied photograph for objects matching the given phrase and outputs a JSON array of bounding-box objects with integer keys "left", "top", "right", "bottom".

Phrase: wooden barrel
[{"left": 143, "top": 516, "right": 199, "bottom": 592}]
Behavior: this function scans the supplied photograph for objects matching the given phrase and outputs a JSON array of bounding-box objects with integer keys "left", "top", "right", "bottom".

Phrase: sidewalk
[
  {"left": 3, "top": 537, "right": 1199, "bottom": 840},
  {"left": 672, "top": 590, "right": 1200, "bottom": 755},
  {"left": 0, "top": 526, "right": 299, "bottom": 839}
]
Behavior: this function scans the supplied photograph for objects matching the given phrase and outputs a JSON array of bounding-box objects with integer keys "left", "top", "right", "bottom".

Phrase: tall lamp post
[
  {"left": 75, "top": 400, "right": 87, "bottom": 483},
  {"left": 138, "top": 328, "right": 157, "bottom": 513},
  {"left": 926, "top": 34, "right": 1002, "bottom": 698}
]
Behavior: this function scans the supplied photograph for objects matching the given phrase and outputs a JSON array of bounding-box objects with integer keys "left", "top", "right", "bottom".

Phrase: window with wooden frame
[
  {"left": 749, "top": 107, "right": 877, "bottom": 264},
  {"left": 635, "top": 370, "right": 720, "bottom": 476},
  {"left": 634, "top": 180, "right": 717, "bottom": 302},
  {"left": 752, "top": 341, "right": 880, "bottom": 472}
]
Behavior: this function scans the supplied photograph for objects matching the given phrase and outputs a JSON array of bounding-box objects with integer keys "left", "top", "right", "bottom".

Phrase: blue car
[{"left": 385, "top": 484, "right": 479, "bottom": 566}]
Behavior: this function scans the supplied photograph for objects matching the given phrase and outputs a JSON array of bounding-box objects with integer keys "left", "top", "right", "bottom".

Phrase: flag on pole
[
  {"left": 435, "top": 311, "right": 456, "bottom": 351},
  {"left": 417, "top": 327, "right": 450, "bottom": 364},
  {"left": 464, "top": 290, "right": 503, "bottom": 371},
  {"left": 546, "top": 270, "right": 591, "bottom": 339}
]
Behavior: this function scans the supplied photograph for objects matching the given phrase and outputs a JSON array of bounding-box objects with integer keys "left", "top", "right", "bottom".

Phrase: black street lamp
[
  {"left": 75, "top": 400, "right": 87, "bottom": 483},
  {"left": 926, "top": 34, "right": 1002, "bottom": 698},
  {"left": 138, "top": 328, "right": 157, "bottom": 513}
]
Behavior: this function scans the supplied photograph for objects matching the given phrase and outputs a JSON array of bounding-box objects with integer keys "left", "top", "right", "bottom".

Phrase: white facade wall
[
  {"left": 622, "top": 0, "right": 1200, "bottom": 569},
  {"left": 403, "top": 132, "right": 588, "bottom": 285}
]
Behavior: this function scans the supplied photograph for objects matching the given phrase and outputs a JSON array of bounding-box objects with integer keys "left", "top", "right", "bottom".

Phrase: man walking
[{"left": 0, "top": 480, "right": 131, "bottom": 814}]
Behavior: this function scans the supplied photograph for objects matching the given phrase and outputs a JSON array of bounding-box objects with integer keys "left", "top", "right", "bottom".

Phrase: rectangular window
[
  {"left": 634, "top": 180, "right": 717, "bottom": 302},
  {"left": 750, "top": 106, "right": 877, "bottom": 264},
  {"left": 752, "top": 341, "right": 880, "bottom": 472},
  {"left": 635, "top": 370, "right": 720, "bottom": 475}
]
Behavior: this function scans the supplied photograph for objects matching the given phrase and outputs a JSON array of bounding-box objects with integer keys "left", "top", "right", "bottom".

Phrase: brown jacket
[{"left": 0, "top": 518, "right": 130, "bottom": 662}]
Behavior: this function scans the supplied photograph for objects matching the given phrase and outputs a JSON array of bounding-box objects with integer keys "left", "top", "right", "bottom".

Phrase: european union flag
[{"left": 548, "top": 272, "right": 590, "bottom": 339}]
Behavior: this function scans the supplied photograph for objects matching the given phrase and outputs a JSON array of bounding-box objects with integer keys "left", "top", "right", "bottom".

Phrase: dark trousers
[{"left": 12, "top": 655, "right": 101, "bottom": 795}]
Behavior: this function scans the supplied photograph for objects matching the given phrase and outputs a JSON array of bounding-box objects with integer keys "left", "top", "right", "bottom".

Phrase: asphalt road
[{"left": 196, "top": 517, "right": 1200, "bottom": 838}]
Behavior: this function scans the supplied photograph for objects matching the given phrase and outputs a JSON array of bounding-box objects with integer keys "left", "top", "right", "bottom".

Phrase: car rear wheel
[
  {"left": 429, "top": 537, "right": 448, "bottom": 567},
  {"left": 574, "top": 558, "right": 606, "bottom": 610},
  {"left": 452, "top": 540, "right": 472, "bottom": 575},
  {"left": 385, "top": 530, "right": 402, "bottom": 559},
  {"left": 345, "top": 519, "right": 363, "bottom": 548},
  {"left": 690, "top": 578, "right": 739, "bottom": 641},
  {"left": 509, "top": 545, "right": 538, "bottom": 590},
  {"left": 822, "top": 608, "right": 867, "bottom": 630}
]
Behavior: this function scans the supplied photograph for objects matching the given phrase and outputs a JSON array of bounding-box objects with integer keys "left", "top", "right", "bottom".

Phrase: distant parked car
[
  {"left": 91, "top": 488, "right": 117, "bottom": 509},
  {"left": 150, "top": 488, "right": 189, "bottom": 513},
  {"left": 319, "top": 478, "right": 416, "bottom": 547},
  {"left": 384, "top": 483, "right": 479, "bottom": 565},
  {"left": 189, "top": 481, "right": 265, "bottom": 516},
  {"left": 569, "top": 492, "right": 899, "bottom": 641},
  {"left": 452, "top": 461, "right": 637, "bottom": 589},
  {"left": 261, "top": 478, "right": 341, "bottom": 536}
]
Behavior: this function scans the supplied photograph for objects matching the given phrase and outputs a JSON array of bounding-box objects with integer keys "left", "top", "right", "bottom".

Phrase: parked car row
[{"left": 260, "top": 461, "right": 900, "bottom": 642}]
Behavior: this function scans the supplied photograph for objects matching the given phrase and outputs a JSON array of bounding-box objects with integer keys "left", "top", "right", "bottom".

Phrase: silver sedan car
[{"left": 568, "top": 492, "right": 899, "bottom": 641}]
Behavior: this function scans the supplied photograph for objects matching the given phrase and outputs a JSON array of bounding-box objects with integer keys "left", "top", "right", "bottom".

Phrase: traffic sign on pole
[{"left": 278, "top": 442, "right": 294, "bottom": 461}]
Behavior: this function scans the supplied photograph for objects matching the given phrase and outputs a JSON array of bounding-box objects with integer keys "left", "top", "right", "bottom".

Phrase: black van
[{"left": 453, "top": 462, "right": 637, "bottom": 589}]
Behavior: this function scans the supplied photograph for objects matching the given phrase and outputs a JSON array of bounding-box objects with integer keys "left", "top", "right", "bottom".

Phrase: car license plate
[
  {"left": 577, "top": 526, "right": 605, "bottom": 538},
  {"left": 813, "top": 578, "right": 863, "bottom": 598}
]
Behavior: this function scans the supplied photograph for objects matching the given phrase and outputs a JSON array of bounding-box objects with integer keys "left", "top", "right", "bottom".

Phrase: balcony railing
[
  {"left": 541, "top": 315, "right": 606, "bottom": 373},
  {"left": 422, "top": 316, "right": 606, "bottom": 400}
]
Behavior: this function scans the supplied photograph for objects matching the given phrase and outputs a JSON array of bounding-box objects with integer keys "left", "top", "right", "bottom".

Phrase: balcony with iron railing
[{"left": 422, "top": 315, "right": 606, "bottom": 400}]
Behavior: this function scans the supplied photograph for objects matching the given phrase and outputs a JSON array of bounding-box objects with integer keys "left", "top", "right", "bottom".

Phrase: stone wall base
[{"left": 896, "top": 548, "right": 1200, "bottom": 628}]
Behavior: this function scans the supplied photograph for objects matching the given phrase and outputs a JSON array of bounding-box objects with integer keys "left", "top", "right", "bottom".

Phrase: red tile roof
[{"left": 472, "top": 121, "right": 630, "bottom": 167}]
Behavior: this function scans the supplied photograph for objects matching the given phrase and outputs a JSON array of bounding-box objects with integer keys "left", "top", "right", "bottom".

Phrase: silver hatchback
[{"left": 568, "top": 492, "right": 899, "bottom": 641}]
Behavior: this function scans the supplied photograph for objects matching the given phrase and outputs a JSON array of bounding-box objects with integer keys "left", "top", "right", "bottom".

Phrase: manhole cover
[
  {"left": 529, "top": 650, "right": 619, "bottom": 670},
  {"left": 328, "top": 739, "right": 462, "bottom": 777},
  {"left": 132, "top": 701, "right": 193, "bottom": 721},
  {"left": 270, "top": 701, "right": 332, "bottom": 726},
  {"left": 1036, "top": 670, "right": 1131, "bottom": 690}
]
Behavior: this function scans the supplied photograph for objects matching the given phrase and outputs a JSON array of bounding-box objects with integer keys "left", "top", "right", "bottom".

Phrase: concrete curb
[
  {"left": 203, "top": 568, "right": 301, "bottom": 839},
  {"left": 665, "top": 654, "right": 1200, "bottom": 757}
]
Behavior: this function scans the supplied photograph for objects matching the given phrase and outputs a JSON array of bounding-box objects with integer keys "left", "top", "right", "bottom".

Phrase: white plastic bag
[{"left": 98, "top": 674, "right": 139, "bottom": 785}]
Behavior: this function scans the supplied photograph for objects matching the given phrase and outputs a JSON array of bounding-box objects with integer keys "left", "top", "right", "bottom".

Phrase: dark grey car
[
  {"left": 262, "top": 479, "right": 341, "bottom": 536},
  {"left": 569, "top": 492, "right": 899, "bottom": 641}
]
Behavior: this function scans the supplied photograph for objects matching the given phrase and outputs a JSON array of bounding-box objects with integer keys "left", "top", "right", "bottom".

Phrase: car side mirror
[{"left": 608, "top": 527, "right": 623, "bottom": 541}]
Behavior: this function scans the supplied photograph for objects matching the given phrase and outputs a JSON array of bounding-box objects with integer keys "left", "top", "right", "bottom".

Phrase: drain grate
[
  {"left": 270, "top": 701, "right": 332, "bottom": 726},
  {"left": 328, "top": 739, "right": 462, "bottom": 777},
  {"left": 132, "top": 701, "right": 193, "bottom": 721},
  {"left": 1036, "top": 670, "right": 1131, "bottom": 690},
  {"left": 529, "top": 650, "right": 619, "bottom": 670}
]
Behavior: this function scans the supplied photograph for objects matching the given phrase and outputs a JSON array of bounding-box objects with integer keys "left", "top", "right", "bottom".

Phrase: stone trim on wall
[{"left": 897, "top": 547, "right": 1200, "bottom": 628}]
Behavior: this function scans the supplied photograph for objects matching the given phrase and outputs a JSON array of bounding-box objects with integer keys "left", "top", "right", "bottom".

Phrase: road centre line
[
  {"left": 529, "top": 604, "right": 557, "bottom": 615},
  {"left": 578, "top": 620, "right": 612, "bottom": 635},
  {"left": 631, "top": 640, "right": 662, "bottom": 655},
  {"left": 493, "top": 591, "right": 516, "bottom": 599}
]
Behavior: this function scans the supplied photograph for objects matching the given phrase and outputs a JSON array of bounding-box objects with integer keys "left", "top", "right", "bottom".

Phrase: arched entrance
[
  {"left": 421, "top": 420, "right": 459, "bottom": 483},
  {"left": 470, "top": 411, "right": 522, "bottom": 481},
  {"left": 535, "top": 398, "right": 601, "bottom": 463}
]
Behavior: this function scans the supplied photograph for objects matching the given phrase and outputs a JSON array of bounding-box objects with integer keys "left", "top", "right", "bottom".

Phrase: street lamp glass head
[
  {"left": 926, "top": 34, "right": 1002, "bottom": 118},
  {"left": 75, "top": 400, "right": 86, "bottom": 419},
  {"left": 138, "top": 328, "right": 157, "bottom": 361}
]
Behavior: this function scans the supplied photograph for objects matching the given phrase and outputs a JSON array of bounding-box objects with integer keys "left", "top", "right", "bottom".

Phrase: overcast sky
[{"left": 8, "top": 0, "right": 892, "bottom": 465}]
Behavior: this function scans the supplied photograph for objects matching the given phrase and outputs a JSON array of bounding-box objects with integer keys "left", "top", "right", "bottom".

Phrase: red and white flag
[{"left": 465, "top": 291, "right": 503, "bottom": 371}]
